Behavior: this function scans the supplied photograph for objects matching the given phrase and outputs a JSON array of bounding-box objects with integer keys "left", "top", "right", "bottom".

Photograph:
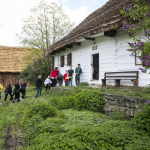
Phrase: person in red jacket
[
  {"left": 50, "top": 67, "right": 59, "bottom": 87},
  {"left": 64, "top": 70, "right": 68, "bottom": 86}
]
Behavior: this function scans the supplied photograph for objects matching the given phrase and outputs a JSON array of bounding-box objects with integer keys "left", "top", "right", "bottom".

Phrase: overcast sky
[{"left": 0, "top": 0, "right": 109, "bottom": 46}]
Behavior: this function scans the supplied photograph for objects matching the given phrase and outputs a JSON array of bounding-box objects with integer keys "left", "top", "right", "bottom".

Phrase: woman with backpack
[
  {"left": 13, "top": 80, "right": 20, "bottom": 103},
  {"left": 4, "top": 79, "right": 13, "bottom": 103},
  {"left": 50, "top": 67, "right": 59, "bottom": 87}
]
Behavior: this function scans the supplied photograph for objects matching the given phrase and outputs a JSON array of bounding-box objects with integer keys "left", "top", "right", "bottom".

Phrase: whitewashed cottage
[{"left": 47, "top": 0, "right": 150, "bottom": 87}]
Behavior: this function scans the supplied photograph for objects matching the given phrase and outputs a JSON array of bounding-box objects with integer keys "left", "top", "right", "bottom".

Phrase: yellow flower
[
  {"left": 21, "top": 121, "right": 23, "bottom": 123},
  {"left": 12, "top": 121, "right": 13, "bottom": 123},
  {"left": 3, "top": 116, "right": 4, "bottom": 117},
  {"left": 23, "top": 118, "right": 25, "bottom": 120}
]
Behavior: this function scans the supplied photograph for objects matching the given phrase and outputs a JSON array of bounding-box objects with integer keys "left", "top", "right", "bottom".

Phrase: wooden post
[
  {"left": 135, "top": 72, "right": 139, "bottom": 87},
  {"left": 102, "top": 79, "right": 106, "bottom": 87}
]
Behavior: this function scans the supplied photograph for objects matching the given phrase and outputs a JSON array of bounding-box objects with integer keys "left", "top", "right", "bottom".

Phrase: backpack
[{"left": 4, "top": 89, "right": 8, "bottom": 95}]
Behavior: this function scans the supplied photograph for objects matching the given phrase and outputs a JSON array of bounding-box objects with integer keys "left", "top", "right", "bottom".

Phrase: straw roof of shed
[
  {"left": 47, "top": 0, "right": 134, "bottom": 54},
  {"left": 0, "top": 45, "right": 29, "bottom": 73}
]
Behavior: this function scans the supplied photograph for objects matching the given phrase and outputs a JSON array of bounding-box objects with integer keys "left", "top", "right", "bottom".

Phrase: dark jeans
[
  {"left": 21, "top": 89, "right": 25, "bottom": 99},
  {"left": 45, "top": 84, "right": 51, "bottom": 91},
  {"left": 36, "top": 87, "right": 42, "bottom": 98},
  {"left": 14, "top": 93, "right": 20, "bottom": 102},
  {"left": 4, "top": 92, "right": 13, "bottom": 101},
  {"left": 51, "top": 79, "right": 57, "bottom": 87},
  {"left": 58, "top": 79, "right": 63, "bottom": 86},
  {"left": 68, "top": 78, "right": 73, "bottom": 87},
  {"left": 75, "top": 75, "right": 80, "bottom": 86},
  {"left": 0, "top": 92, "right": 1, "bottom": 101},
  {"left": 65, "top": 81, "right": 68, "bottom": 86}
]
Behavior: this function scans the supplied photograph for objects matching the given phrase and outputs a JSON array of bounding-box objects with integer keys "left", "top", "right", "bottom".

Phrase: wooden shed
[{"left": 0, "top": 45, "right": 28, "bottom": 86}]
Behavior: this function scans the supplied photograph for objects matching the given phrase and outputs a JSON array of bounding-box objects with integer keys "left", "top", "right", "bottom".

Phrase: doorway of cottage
[{"left": 92, "top": 54, "right": 99, "bottom": 80}]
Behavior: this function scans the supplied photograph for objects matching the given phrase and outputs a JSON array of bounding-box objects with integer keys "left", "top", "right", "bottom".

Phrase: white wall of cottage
[{"left": 54, "top": 29, "right": 150, "bottom": 87}]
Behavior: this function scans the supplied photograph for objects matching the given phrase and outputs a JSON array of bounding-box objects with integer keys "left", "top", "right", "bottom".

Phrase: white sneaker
[{"left": 20, "top": 98, "right": 22, "bottom": 101}]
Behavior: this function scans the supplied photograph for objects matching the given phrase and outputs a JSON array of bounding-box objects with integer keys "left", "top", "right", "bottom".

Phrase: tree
[
  {"left": 120, "top": 0, "right": 150, "bottom": 73},
  {"left": 17, "top": 0, "right": 75, "bottom": 60},
  {"left": 17, "top": 0, "right": 75, "bottom": 82}
]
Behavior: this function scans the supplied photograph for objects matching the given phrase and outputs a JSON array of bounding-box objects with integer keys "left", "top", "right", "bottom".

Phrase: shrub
[
  {"left": 112, "top": 110, "right": 127, "bottom": 121},
  {"left": 50, "top": 97, "right": 61, "bottom": 107},
  {"left": 80, "top": 82, "right": 89, "bottom": 86},
  {"left": 75, "top": 90, "right": 105, "bottom": 112},
  {"left": 60, "top": 96, "right": 75, "bottom": 109},
  {"left": 25, "top": 103, "right": 57, "bottom": 119},
  {"left": 63, "top": 86, "right": 82, "bottom": 97},
  {"left": 30, "top": 120, "right": 150, "bottom": 150},
  {"left": 131, "top": 104, "right": 150, "bottom": 134}
]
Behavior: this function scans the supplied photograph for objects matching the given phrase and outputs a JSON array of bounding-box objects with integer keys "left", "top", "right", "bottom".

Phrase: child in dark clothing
[
  {"left": 20, "top": 78, "right": 26, "bottom": 100},
  {"left": 22, "top": 78, "right": 26, "bottom": 96},
  {"left": 4, "top": 79, "right": 13, "bottom": 104},
  {"left": 13, "top": 80, "right": 20, "bottom": 103},
  {"left": 35, "top": 75, "right": 43, "bottom": 98}
]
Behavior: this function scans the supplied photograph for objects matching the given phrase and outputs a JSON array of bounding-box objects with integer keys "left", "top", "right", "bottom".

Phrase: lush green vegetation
[{"left": 0, "top": 86, "right": 150, "bottom": 150}]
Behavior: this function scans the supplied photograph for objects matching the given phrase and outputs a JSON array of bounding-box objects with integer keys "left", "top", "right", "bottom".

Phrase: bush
[
  {"left": 75, "top": 90, "right": 105, "bottom": 112},
  {"left": 25, "top": 103, "right": 57, "bottom": 119},
  {"left": 112, "top": 110, "right": 127, "bottom": 121},
  {"left": 131, "top": 104, "right": 150, "bottom": 134},
  {"left": 60, "top": 96, "right": 75, "bottom": 109},
  {"left": 30, "top": 120, "right": 150, "bottom": 150},
  {"left": 80, "top": 82, "right": 89, "bottom": 86},
  {"left": 50, "top": 97, "right": 61, "bottom": 107},
  {"left": 63, "top": 86, "right": 82, "bottom": 97}
]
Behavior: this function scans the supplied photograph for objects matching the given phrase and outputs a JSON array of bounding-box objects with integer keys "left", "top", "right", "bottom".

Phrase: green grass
[{"left": 0, "top": 86, "right": 150, "bottom": 150}]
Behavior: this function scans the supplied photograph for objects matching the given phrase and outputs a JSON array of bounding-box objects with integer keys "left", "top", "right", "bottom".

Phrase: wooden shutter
[
  {"left": 61, "top": 55, "right": 64, "bottom": 67},
  {"left": 67, "top": 53, "right": 72, "bottom": 66}
]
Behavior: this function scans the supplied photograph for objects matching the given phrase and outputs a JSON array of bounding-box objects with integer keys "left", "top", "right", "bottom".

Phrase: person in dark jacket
[
  {"left": 22, "top": 78, "right": 26, "bottom": 96},
  {"left": 20, "top": 78, "right": 26, "bottom": 100},
  {"left": 13, "top": 80, "right": 20, "bottom": 103},
  {"left": 75, "top": 64, "right": 82, "bottom": 86},
  {"left": 35, "top": 75, "right": 43, "bottom": 98},
  {"left": 57, "top": 74, "right": 64, "bottom": 86},
  {"left": 4, "top": 79, "right": 13, "bottom": 103}
]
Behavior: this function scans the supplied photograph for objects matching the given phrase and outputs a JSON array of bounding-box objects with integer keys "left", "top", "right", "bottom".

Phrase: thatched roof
[
  {"left": 0, "top": 45, "right": 29, "bottom": 73},
  {"left": 47, "top": 0, "right": 134, "bottom": 54}
]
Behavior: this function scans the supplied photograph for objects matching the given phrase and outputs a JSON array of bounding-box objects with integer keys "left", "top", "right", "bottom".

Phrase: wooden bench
[{"left": 102, "top": 71, "right": 139, "bottom": 88}]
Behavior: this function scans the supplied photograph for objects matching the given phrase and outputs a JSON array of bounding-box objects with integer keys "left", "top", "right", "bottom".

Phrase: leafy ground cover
[{"left": 0, "top": 86, "right": 150, "bottom": 150}]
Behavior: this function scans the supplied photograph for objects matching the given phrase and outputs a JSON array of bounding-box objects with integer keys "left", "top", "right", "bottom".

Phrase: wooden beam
[
  {"left": 51, "top": 52, "right": 56, "bottom": 55},
  {"left": 56, "top": 50, "right": 60, "bottom": 53},
  {"left": 104, "top": 30, "right": 117, "bottom": 37},
  {"left": 65, "top": 45, "right": 73, "bottom": 48},
  {"left": 61, "top": 48, "right": 66, "bottom": 51},
  {"left": 85, "top": 37, "right": 95, "bottom": 41},
  {"left": 73, "top": 42, "right": 81, "bottom": 46}
]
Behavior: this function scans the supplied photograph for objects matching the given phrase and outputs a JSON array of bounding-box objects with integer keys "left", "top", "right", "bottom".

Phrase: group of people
[
  {"left": 50, "top": 64, "right": 82, "bottom": 87},
  {"left": 35, "top": 64, "right": 82, "bottom": 98},
  {"left": 0, "top": 64, "right": 83, "bottom": 101},
  {"left": 0, "top": 78, "right": 26, "bottom": 104}
]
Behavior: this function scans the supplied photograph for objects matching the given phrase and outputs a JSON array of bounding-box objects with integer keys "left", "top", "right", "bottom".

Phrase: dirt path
[{"left": 3, "top": 126, "right": 25, "bottom": 150}]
